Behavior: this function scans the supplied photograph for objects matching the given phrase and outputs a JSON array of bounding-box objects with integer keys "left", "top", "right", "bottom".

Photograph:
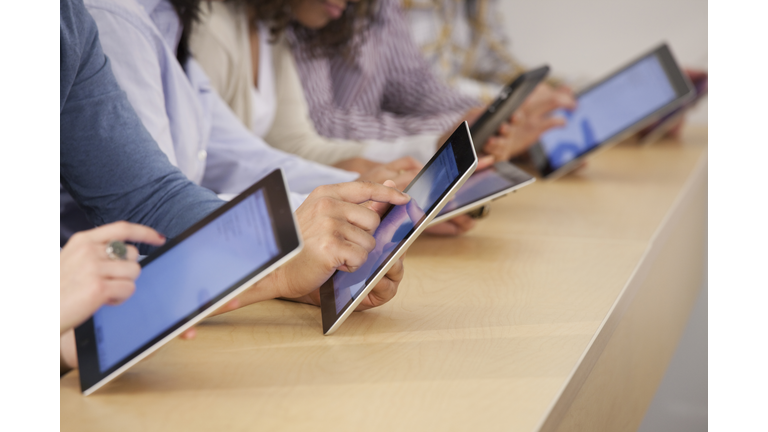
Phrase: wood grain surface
[{"left": 61, "top": 127, "right": 708, "bottom": 432}]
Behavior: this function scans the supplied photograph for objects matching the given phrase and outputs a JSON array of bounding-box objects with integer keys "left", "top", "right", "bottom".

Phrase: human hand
[
  {"left": 333, "top": 157, "right": 383, "bottom": 175},
  {"left": 357, "top": 156, "right": 423, "bottom": 191},
  {"left": 425, "top": 214, "right": 476, "bottom": 236},
  {"left": 231, "top": 181, "right": 410, "bottom": 309},
  {"left": 354, "top": 254, "right": 405, "bottom": 311},
  {"left": 483, "top": 83, "right": 577, "bottom": 161},
  {"left": 59, "top": 222, "right": 166, "bottom": 335},
  {"left": 336, "top": 197, "right": 422, "bottom": 311}
]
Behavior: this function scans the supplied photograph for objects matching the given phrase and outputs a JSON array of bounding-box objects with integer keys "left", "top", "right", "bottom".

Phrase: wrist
[
  {"left": 236, "top": 271, "right": 284, "bottom": 307},
  {"left": 278, "top": 290, "right": 320, "bottom": 307}
]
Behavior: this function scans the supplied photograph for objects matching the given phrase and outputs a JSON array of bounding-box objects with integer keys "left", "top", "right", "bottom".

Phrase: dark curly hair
[
  {"left": 169, "top": 0, "right": 202, "bottom": 68},
  {"left": 232, "top": 0, "right": 378, "bottom": 59},
  {"left": 170, "top": 0, "right": 376, "bottom": 66}
]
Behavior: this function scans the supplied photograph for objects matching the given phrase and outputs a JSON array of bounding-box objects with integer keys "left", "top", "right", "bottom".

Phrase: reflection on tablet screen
[
  {"left": 540, "top": 55, "right": 676, "bottom": 169},
  {"left": 439, "top": 168, "right": 516, "bottom": 215},
  {"left": 92, "top": 190, "right": 278, "bottom": 372},
  {"left": 332, "top": 143, "right": 460, "bottom": 313}
]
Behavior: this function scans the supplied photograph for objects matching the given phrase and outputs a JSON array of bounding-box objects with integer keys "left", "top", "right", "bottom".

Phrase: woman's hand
[
  {"left": 483, "top": 83, "right": 577, "bottom": 161},
  {"left": 60, "top": 222, "right": 166, "bottom": 335},
  {"left": 229, "top": 180, "right": 411, "bottom": 309},
  {"left": 333, "top": 157, "right": 383, "bottom": 174},
  {"left": 357, "top": 157, "right": 422, "bottom": 191}
]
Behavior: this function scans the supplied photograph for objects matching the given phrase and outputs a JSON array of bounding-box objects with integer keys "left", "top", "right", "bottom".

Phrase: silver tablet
[
  {"left": 319, "top": 122, "right": 478, "bottom": 335},
  {"left": 430, "top": 161, "right": 535, "bottom": 225},
  {"left": 75, "top": 169, "right": 303, "bottom": 395},
  {"left": 529, "top": 43, "right": 695, "bottom": 179}
]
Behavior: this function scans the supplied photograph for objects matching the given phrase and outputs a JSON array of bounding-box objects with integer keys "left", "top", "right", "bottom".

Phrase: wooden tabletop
[{"left": 61, "top": 127, "right": 708, "bottom": 432}]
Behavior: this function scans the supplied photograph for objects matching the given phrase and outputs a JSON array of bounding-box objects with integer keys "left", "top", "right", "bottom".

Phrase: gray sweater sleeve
[{"left": 60, "top": 0, "right": 222, "bottom": 245}]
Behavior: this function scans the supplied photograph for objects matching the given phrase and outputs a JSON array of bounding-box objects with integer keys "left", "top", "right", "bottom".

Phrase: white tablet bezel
[
  {"left": 429, "top": 163, "right": 536, "bottom": 225},
  {"left": 320, "top": 123, "right": 478, "bottom": 335}
]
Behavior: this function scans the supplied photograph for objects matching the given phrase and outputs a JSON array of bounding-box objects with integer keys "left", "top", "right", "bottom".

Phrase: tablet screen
[
  {"left": 92, "top": 189, "right": 279, "bottom": 372},
  {"left": 331, "top": 142, "right": 460, "bottom": 314},
  {"left": 540, "top": 54, "right": 676, "bottom": 169},
  {"left": 437, "top": 163, "right": 533, "bottom": 217}
]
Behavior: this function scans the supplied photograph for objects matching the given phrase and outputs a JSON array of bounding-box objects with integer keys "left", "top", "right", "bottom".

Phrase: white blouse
[
  {"left": 249, "top": 24, "right": 277, "bottom": 138},
  {"left": 191, "top": 2, "right": 440, "bottom": 166}
]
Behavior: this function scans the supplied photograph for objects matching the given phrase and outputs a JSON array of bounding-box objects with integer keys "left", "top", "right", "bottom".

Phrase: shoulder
[
  {"left": 192, "top": 2, "right": 246, "bottom": 58},
  {"left": 60, "top": 0, "right": 96, "bottom": 67},
  {"left": 83, "top": 0, "right": 162, "bottom": 47},
  {"left": 377, "top": 0, "right": 404, "bottom": 24},
  {"left": 61, "top": 0, "right": 102, "bottom": 108}
]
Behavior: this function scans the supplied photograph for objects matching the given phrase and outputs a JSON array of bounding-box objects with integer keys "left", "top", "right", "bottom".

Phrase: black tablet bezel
[
  {"left": 319, "top": 123, "right": 477, "bottom": 334},
  {"left": 432, "top": 161, "right": 535, "bottom": 223},
  {"left": 470, "top": 65, "right": 550, "bottom": 152},
  {"left": 637, "top": 72, "right": 707, "bottom": 144},
  {"left": 529, "top": 43, "right": 694, "bottom": 178},
  {"left": 75, "top": 169, "right": 300, "bottom": 394}
]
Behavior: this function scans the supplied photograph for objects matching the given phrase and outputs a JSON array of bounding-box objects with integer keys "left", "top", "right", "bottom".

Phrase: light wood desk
[{"left": 61, "top": 127, "right": 707, "bottom": 432}]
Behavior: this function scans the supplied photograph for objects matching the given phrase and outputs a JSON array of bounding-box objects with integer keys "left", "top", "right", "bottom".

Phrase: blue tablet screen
[
  {"left": 438, "top": 167, "right": 516, "bottom": 216},
  {"left": 540, "top": 55, "right": 676, "bottom": 169},
  {"left": 92, "top": 190, "right": 279, "bottom": 372},
  {"left": 332, "top": 143, "right": 460, "bottom": 313}
]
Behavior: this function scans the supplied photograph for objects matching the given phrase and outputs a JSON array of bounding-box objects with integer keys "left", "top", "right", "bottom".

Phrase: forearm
[
  {"left": 265, "top": 127, "right": 367, "bottom": 166},
  {"left": 360, "top": 134, "right": 441, "bottom": 165}
]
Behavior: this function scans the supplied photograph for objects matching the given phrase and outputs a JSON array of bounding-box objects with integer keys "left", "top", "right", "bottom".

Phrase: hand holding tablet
[
  {"left": 264, "top": 180, "right": 412, "bottom": 307},
  {"left": 73, "top": 169, "right": 418, "bottom": 394},
  {"left": 320, "top": 122, "right": 479, "bottom": 335},
  {"left": 76, "top": 169, "right": 303, "bottom": 394},
  {"left": 60, "top": 222, "right": 166, "bottom": 336},
  {"left": 470, "top": 65, "right": 564, "bottom": 161},
  {"left": 529, "top": 43, "right": 694, "bottom": 179}
]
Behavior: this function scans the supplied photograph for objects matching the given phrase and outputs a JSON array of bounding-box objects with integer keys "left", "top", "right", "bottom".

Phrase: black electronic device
[
  {"left": 75, "top": 169, "right": 302, "bottom": 395},
  {"left": 529, "top": 43, "right": 694, "bottom": 179}
]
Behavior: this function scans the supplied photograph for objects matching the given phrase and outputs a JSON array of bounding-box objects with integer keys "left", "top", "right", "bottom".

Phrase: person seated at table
[
  {"left": 186, "top": 1, "right": 426, "bottom": 178},
  {"left": 60, "top": 0, "right": 428, "bottom": 244},
  {"left": 401, "top": 0, "right": 701, "bottom": 141},
  {"left": 189, "top": 0, "right": 430, "bottom": 173},
  {"left": 60, "top": 0, "right": 410, "bottom": 371},
  {"left": 186, "top": 0, "right": 490, "bottom": 235},
  {"left": 78, "top": 0, "right": 420, "bottom": 207},
  {"left": 401, "top": 0, "right": 535, "bottom": 103},
  {"left": 60, "top": 222, "right": 177, "bottom": 372},
  {"left": 281, "top": 0, "right": 574, "bottom": 163}
]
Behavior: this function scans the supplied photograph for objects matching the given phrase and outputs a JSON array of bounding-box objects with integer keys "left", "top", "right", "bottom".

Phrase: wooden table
[{"left": 61, "top": 127, "right": 708, "bottom": 432}]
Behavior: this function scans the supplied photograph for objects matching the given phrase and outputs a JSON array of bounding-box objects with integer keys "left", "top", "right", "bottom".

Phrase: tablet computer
[
  {"left": 470, "top": 65, "right": 550, "bottom": 152},
  {"left": 529, "top": 43, "right": 695, "bottom": 179},
  {"left": 637, "top": 70, "right": 708, "bottom": 144},
  {"left": 319, "top": 122, "right": 478, "bottom": 335},
  {"left": 75, "top": 169, "right": 302, "bottom": 395},
  {"left": 429, "top": 161, "right": 535, "bottom": 225}
]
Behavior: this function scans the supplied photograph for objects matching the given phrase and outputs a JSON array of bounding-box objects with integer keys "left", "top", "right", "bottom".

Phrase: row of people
[{"left": 60, "top": 0, "right": 575, "bottom": 373}]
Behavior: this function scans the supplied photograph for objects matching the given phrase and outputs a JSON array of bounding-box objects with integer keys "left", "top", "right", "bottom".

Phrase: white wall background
[{"left": 496, "top": 0, "right": 708, "bottom": 123}]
